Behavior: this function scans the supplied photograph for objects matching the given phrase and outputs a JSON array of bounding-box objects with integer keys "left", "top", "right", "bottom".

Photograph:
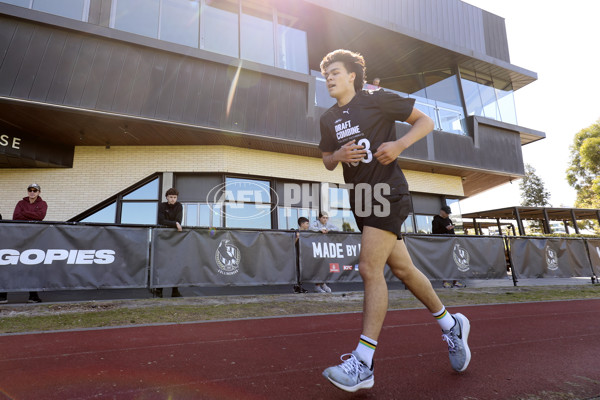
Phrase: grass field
[{"left": 1, "top": 284, "right": 600, "bottom": 334}]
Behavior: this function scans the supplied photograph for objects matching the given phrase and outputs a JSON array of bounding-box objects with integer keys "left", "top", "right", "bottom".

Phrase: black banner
[
  {"left": 404, "top": 235, "right": 507, "bottom": 280},
  {"left": 298, "top": 232, "right": 397, "bottom": 283},
  {"left": 510, "top": 238, "right": 592, "bottom": 278},
  {"left": 586, "top": 239, "right": 600, "bottom": 277},
  {"left": 0, "top": 223, "right": 149, "bottom": 291},
  {"left": 151, "top": 229, "right": 297, "bottom": 287}
]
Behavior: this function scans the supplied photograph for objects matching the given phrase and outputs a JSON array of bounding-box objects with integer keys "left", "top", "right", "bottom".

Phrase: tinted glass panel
[
  {"left": 32, "top": 0, "right": 87, "bottom": 20},
  {"left": 278, "top": 207, "right": 298, "bottom": 230},
  {"left": 203, "top": 0, "right": 238, "bottom": 57},
  {"left": 113, "top": 0, "right": 159, "bottom": 38},
  {"left": 121, "top": 202, "right": 157, "bottom": 224},
  {"left": 225, "top": 177, "right": 270, "bottom": 203},
  {"left": 160, "top": 0, "right": 199, "bottom": 47},
  {"left": 1, "top": 0, "right": 31, "bottom": 7},
  {"left": 328, "top": 209, "right": 358, "bottom": 232},
  {"left": 402, "top": 214, "right": 414, "bottom": 233},
  {"left": 81, "top": 202, "right": 116, "bottom": 223},
  {"left": 225, "top": 204, "right": 270, "bottom": 229},
  {"left": 277, "top": 23, "right": 307, "bottom": 73},
  {"left": 123, "top": 179, "right": 159, "bottom": 200},
  {"left": 240, "top": 5, "right": 274, "bottom": 66},
  {"left": 183, "top": 203, "right": 198, "bottom": 226},
  {"left": 201, "top": 203, "right": 222, "bottom": 227},
  {"left": 415, "top": 214, "right": 433, "bottom": 234}
]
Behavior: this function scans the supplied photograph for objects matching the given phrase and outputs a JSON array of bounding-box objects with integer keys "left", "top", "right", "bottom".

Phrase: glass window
[
  {"left": 222, "top": 177, "right": 272, "bottom": 229},
  {"left": 276, "top": 14, "right": 307, "bottom": 73},
  {"left": 81, "top": 202, "right": 116, "bottom": 223},
  {"left": 402, "top": 214, "right": 414, "bottom": 233},
  {"left": 160, "top": 0, "right": 200, "bottom": 47},
  {"left": 240, "top": 3, "right": 274, "bottom": 66},
  {"left": 495, "top": 81, "right": 518, "bottom": 125},
  {"left": 112, "top": 0, "right": 160, "bottom": 38},
  {"left": 460, "top": 68, "right": 518, "bottom": 125},
  {"left": 32, "top": 0, "right": 89, "bottom": 21},
  {"left": 225, "top": 204, "right": 271, "bottom": 229},
  {"left": 202, "top": 0, "right": 239, "bottom": 58},
  {"left": 121, "top": 202, "right": 158, "bottom": 224},
  {"left": 278, "top": 207, "right": 316, "bottom": 229},
  {"left": 123, "top": 178, "right": 159, "bottom": 200},
  {"left": 183, "top": 203, "right": 222, "bottom": 227},
  {"left": 414, "top": 214, "right": 433, "bottom": 234},
  {"left": 1, "top": 0, "right": 32, "bottom": 7},
  {"left": 184, "top": 203, "right": 198, "bottom": 226},
  {"left": 327, "top": 185, "right": 358, "bottom": 232},
  {"left": 1, "top": 0, "right": 90, "bottom": 21}
]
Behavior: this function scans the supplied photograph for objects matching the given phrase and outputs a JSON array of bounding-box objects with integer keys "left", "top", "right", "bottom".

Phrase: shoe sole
[
  {"left": 454, "top": 313, "right": 471, "bottom": 372},
  {"left": 325, "top": 375, "right": 374, "bottom": 392}
]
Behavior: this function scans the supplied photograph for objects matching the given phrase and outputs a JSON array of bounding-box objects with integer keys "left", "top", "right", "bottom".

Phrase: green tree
[
  {"left": 520, "top": 164, "right": 551, "bottom": 207},
  {"left": 567, "top": 120, "right": 600, "bottom": 234},
  {"left": 566, "top": 119, "right": 600, "bottom": 209},
  {"left": 519, "top": 164, "right": 551, "bottom": 234}
]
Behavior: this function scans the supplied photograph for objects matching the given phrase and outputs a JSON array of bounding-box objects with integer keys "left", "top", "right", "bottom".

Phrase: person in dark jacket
[
  {"left": 1, "top": 183, "right": 47, "bottom": 303},
  {"left": 432, "top": 205, "right": 465, "bottom": 288},
  {"left": 155, "top": 187, "right": 183, "bottom": 298},
  {"left": 432, "top": 205, "right": 455, "bottom": 235}
]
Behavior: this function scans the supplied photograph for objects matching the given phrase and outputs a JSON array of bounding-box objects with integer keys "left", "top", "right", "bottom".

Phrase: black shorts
[{"left": 352, "top": 194, "right": 410, "bottom": 240}]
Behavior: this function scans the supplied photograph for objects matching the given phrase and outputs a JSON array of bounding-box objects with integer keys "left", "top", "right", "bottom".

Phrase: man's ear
[{"left": 349, "top": 71, "right": 356, "bottom": 83}]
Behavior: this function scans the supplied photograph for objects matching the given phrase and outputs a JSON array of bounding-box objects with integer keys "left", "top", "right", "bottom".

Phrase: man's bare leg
[
  {"left": 357, "top": 226, "right": 399, "bottom": 340},
  {"left": 386, "top": 239, "right": 443, "bottom": 312}
]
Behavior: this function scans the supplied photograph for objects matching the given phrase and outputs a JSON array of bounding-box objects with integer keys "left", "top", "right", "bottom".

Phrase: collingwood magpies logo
[
  {"left": 545, "top": 245, "right": 558, "bottom": 271},
  {"left": 215, "top": 239, "right": 241, "bottom": 275},
  {"left": 452, "top": 244, "right": 470, "bottom": 272}
]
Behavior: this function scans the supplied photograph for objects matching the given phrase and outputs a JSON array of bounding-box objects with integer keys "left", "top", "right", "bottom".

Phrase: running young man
[{"left": 318, "top": 49, "right": 471, "bottom": 392}]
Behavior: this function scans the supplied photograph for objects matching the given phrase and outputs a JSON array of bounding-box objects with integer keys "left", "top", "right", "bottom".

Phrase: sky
[{"left": 458, "top": 0, "right": 600, "bottom": 213}]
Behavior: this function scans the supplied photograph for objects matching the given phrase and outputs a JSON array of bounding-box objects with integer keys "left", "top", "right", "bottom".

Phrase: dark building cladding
[{"left": 0, "top": 0, "right": 545, "bottom": 232}]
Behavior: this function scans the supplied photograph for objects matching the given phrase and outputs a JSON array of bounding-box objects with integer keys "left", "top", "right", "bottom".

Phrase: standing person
[
  {"left": 432, "top": 205, "right": 455, "bottom": 235},
  {"left": 310, "top": 211, "right": 337, "bottom": 293},
  {"left": 8, "top": 183, "right": 47, "bottom": 303},
  {"left": 318, "top": 49, "right": 470, "bottom": 392},
  {"left": 156, "top": 188, "right": 183, "bottom": 298},
  {"left": 432, "top": 205, "right": 465, "bottom": 288},
  {"left": 293, "top": 217, "right": 310, "bottom": 293}
]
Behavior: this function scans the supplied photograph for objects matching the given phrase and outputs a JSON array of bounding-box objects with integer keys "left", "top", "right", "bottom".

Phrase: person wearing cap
[
  {"left": 13, "top": 183, "right": 47, "bottom": 222},
  {"left": 3, "top": 183, "right": 48, "bottom": 303},
  {"left": 432, "top": 205, "right": 465, "bottom": 289},
  {"left": 432, "top": 205, "right": 455, "bottom": 235}
]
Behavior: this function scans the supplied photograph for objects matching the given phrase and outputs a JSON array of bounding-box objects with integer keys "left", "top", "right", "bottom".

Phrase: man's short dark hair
[
  {"left": 165, "top": 188, "right": 179, "bottom": 197},
  {"left": 298, "top": 217, "right": 309, "bottom": 226},
  {"left": 320, "top": 49, "right": 366, "bottom": 93},
  {"left": 441, "top": 205, "right": 452, "bottom": 214},
  {"left": 318, "top": 211, "right": 329, "bottom": 219}
]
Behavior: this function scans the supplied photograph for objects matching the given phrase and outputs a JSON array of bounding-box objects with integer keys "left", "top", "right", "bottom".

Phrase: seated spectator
[{"left": 310, "top": 211, "right": 338, "bottom": 293}]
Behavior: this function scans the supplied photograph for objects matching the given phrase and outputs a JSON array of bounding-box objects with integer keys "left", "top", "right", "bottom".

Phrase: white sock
[
  {"left": 355, "top": 335, "right": 377, "bottom": 368},
  {"left": 432, "top": 307, "right": 455, "bottom": 332}
]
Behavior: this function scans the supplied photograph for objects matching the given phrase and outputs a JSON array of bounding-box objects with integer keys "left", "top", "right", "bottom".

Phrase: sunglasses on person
[{"left": 28, "top": 188, "right": 38, "bottom": 193}]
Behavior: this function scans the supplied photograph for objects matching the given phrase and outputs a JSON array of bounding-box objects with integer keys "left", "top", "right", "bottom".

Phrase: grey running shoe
[
  {"left": 321, "top": 283, "right": 332, "bottom": 293},
  {"left": 442, "top": 313, "right": 471, "bottom": 372},
  {"left": 322, "top": 351, "right": 374, "bottom": 392}
]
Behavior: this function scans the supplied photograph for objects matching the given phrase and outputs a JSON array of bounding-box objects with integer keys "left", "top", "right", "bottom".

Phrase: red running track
[{"left": 1, "top": 299, "right": 600, "bottom": 400}]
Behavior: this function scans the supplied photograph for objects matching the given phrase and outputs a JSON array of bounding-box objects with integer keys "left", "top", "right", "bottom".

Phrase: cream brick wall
[{"left": 0, "top": 145, "right": 463, "bottom": 221}]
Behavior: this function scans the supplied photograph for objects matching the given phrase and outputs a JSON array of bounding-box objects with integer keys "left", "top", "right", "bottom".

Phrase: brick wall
[{"left": 0, "top": 145, "right": 463, "bottom": 221}]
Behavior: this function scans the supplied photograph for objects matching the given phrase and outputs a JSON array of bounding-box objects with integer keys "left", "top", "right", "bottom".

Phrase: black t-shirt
[{"left": 319, "top": 90, "right": 415, "bottom": 195}]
